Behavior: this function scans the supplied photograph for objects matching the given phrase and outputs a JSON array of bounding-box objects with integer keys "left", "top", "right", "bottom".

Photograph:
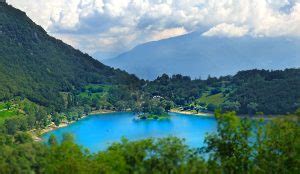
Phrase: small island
[
  {"left": 136, "top": 113, "right": 169, "bottom": 120},
  {"left": 133, "top": 97, "right": 173, "bottom": 120}
]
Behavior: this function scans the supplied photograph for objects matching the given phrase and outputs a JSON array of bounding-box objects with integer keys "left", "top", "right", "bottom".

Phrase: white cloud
[
  {"left": 203, "top": 23, "right": 249, "bottom": 37},
  {"left": 6, "top": 0, "right": 300, "bottom": 59},
  {"left": 151, "top": 27, "right": 188, "bottom": 41}
]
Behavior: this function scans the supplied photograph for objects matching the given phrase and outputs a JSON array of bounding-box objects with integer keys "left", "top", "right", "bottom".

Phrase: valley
[{"left": 0, "top": 2, "right": 299, "bottom": 173}]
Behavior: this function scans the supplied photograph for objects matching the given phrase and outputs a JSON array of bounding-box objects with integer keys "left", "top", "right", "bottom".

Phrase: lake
[{"left": 42, "top": 112, "right": 217, "bottom": 153}]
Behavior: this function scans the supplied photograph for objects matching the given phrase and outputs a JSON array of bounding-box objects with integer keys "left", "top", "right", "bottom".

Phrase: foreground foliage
[{"left": 0, "top": 112, "right": 299, "bottom": 174}]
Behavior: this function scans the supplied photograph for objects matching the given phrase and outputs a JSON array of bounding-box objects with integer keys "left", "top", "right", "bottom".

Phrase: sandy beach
[{"left": 170, "top": 109, "right": 214, "bottom": 117}]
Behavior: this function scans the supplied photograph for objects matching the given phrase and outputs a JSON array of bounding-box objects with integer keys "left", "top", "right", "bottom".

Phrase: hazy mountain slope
[
  {"left": 0, "top": 3, "right": 139, "bottom": 109},
  {"left": 104, "top": 32, "right": 300, "bottom": 80}
]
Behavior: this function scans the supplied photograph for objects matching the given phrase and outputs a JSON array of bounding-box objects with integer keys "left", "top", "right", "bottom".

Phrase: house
[{"left": 153, "top": 95, "right": 164, "bottom": 100}]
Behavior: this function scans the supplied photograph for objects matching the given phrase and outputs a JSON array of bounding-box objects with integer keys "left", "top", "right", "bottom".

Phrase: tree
[
  {"left": 62, "top": 133, "right": 74, "bottom": 143},
  {"left": 203, "top": 111, "right": 253, "bottom": 173},
  {"left": 161, "top": 100, "right": 174, "bottom": 111},
  {"left": 247, "top": 102, "right": 258, "bottom": 116},
  {"left": 52, "top": 113, "right": 61, "bottom": 126},
  {"left": 91, "top": 97, "right": 100, "bottom": 108},
  {"left": 221, "top": 101, "right": 241, "bottom": 112},
  {"left": 5, "top": 101, "right": 12, "bottom": 110},
  {"left": 45, "top": 134, "right": 89, "bottom": 174},
  {"left": 210, "top": 88, "right": 221, "bottom": 95},
  {"left": 83, "top": 105, "right": 91, "bottom": 115},
  {"left": 254, "top": 118, "right": 300, "bottom": 173},
  {"left": 67, "top": 94, "right": 74, "bottom": 109},
  {"left": 4, "top": 118, "right": 19, "bottom": 135},
  {"left": 295, "top": 108, "right": 300, "bottom": 117},
  {"left": 115, "top": 101, "right": 126, "bottom": 111},
  {"left": 153, "top": 106, "right": 165, "bottom": 115},
  {"left": 14, "top": 132, "right": 32, "bottom": 144},
  {"left": 48, "top": 134, "right": 58, "bottom": 146},
  {"left": 207, "top": 103, "right": 217, "bottom": 112}
]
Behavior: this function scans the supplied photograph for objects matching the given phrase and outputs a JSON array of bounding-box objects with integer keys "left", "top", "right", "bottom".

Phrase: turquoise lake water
[{"left": 42, "top": 112, "right": 217, "bottom": 153}]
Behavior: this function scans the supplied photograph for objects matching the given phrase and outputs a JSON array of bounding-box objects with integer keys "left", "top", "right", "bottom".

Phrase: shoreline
[
  {"left": 170, "top": 109, "right": 214, "bottom": 117},
  {"left": 90, "top": 109, "right": 116, "bottom": 115},
  {"left": 31, "top": 109, "right": 115, "bottom": 141},
  {"left": 34, "top": 109, "right": 213, "bottom": 141},
  {"left": 170, "top": 109, "right": 284, "bottom": 120},
  {"left": 30, "top": 109, "right": 285, "bottom": 142}
]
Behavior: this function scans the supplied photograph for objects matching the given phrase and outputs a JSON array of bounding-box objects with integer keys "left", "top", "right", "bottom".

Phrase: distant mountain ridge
[{"left": 104, "top": 32, "right": 300, "bottom": 80}]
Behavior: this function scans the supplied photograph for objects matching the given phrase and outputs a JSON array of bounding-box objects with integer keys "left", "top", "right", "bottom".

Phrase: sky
[{"left": 7, "top": 0, "right": 300, "bottom": 60}]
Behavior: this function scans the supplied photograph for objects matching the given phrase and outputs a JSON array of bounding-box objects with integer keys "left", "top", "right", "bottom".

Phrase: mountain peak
[{"left": 104, "top": 33, "right": 300, "bottom": 80}]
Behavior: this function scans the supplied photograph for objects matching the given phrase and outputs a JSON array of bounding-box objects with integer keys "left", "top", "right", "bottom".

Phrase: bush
[{"left": 207, "top": 103, "right": 217, "bottom": 112}]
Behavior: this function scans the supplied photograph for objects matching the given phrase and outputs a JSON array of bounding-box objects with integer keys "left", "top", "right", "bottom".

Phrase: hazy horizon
[{"left": 6, "top": 0, "right": 300, "bottom": 60}]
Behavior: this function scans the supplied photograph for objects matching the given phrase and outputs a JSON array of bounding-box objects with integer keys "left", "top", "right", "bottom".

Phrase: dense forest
[{"left": 231, "top": 69, "right": 300, "bottom": 114}]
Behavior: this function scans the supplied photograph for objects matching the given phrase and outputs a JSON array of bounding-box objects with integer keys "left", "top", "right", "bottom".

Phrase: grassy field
[
  {"left": 78, "top": 84, "right": 112, "bottom": 99},
  {"left": 197, "top": 93, "right": 226, "bottom": 106},
  {"left": 84, "top": 84, "right": 111, "bottom": 91},
  {"left": 0, "top": 102, "right": 17, "bottom": 124},
  {"left": 0, "top": 110, "right": 17, "bottom": 124},
  {"left": 0, "top": 102, "right": 6, "bottom": 110}
]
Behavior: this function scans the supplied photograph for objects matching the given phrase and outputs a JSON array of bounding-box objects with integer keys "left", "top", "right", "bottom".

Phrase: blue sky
[{"left": 7, "top": 0, "right": 300, "bottom": 60}]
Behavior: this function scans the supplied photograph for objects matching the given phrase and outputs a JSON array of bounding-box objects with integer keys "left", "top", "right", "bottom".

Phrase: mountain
[
  {"left": 104, "top": 32, "right": 300, "bottom": 80},
  {"left": 0, "top": 3, "right": 139, "bottom": 110}
]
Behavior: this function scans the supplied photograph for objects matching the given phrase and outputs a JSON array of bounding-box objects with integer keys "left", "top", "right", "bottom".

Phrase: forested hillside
[
  {"left": 0, "top": 3, "right": 141, "bottom": 111},
  {"left": 145, "top": 69, "right": 300, "bottom": 115},
  {"left": 231, "top": 69, "right": 300, "bottom": 114}
]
